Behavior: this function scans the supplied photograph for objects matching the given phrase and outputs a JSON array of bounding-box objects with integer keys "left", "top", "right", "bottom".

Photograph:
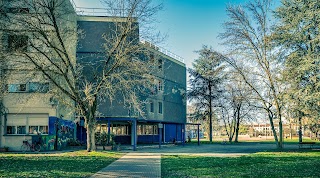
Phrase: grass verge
[
  {"left": 0, "top": 151, "right": 123, "bottom": 177},
  {"left": 162, "top": 151, "right": 320, "bottom": 177}
]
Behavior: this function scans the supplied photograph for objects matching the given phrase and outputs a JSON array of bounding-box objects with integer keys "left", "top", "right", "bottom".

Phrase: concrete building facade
[{"left": 0, "top": 0, "right": 186, "bottom": 151}]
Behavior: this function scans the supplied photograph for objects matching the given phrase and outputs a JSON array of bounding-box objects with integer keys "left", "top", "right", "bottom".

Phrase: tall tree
[
  {"left": 220, "top": 0, "right": 285, "bottom": 148},
  {"left": 274, "top": 0, "right": 320, "bottom": 142},
  {"left": 3, "top": 0, "right": 162, "bottom": 151},
  {"left": 188, "top": 46, "right": 225, "bottom": 143}
]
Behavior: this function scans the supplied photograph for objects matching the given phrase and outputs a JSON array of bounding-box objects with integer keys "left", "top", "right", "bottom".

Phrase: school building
[{"left": 0, "top": 0, "right": 186, "bottom": 151}]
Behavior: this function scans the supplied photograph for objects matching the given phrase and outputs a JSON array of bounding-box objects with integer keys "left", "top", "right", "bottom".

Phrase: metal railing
[
  {"left": 141, "top": 40, "right": 184, "bottom": 64},
  {"left": 70, "top": 0, "right": 127, "bottom": 16},
  {"left": 74, "top": 7, "right": 111, "bottom": 16}
]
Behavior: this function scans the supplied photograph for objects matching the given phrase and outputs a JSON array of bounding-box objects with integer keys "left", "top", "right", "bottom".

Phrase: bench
[{"left": 298, "top": 142, "right": 316, "bottom": 149}]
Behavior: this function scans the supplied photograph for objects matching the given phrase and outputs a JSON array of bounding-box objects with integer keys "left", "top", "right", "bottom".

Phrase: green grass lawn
[
  {"left": 0, "top": 151, "right": 122, "bottom": 177},
  {"left": 162, "top": 151, "right": 320, "bottom": 177},
  {"left": 190, "top": 137, "right": 320, "bottom": 144}
]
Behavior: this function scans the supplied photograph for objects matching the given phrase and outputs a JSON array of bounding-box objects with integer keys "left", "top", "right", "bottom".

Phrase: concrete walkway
[
  {"left": 90, "top": 153, "right": 161, "bottom": 178},
  {"left": 90, "top": 143, "right": 313, "bottom": 177}
]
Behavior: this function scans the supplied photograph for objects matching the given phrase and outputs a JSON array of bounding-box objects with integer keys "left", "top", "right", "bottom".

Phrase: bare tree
[
  {"left": 220, "top": 0, "right": 285, "bottom": 148},
  {"left": 3, "top": 0, "right": 162, "bottom": 151},
  {"left": 216, "top": 73, "right": 254, "bottom": 142}
]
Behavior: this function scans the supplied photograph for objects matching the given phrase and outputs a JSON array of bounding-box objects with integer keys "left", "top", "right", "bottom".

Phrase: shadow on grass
[
  {"left": 162, "top": 151, "right": 320, "bottom": 177},
  {"left": 0, "top": 151, "right": 121, "bottom": 177}
]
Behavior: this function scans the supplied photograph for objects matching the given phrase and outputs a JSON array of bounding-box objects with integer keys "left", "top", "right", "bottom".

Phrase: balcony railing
[
  {"left": 141, "top": 40, "right": 184, "bottom": 64},
  {"left": 70, "top": 0, "right": 128, "bottom": 16}
]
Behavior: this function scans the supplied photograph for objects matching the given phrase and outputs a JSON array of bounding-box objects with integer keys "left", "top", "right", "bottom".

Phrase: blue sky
[{"left": 73, "top": 0, "right": 280, "bottom": 68}]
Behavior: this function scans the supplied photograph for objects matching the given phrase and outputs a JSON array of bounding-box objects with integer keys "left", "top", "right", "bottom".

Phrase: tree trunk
[
  {"left": 268, "top": 111, "right": 279, "bottom": 145},
  {"left": 86, "top": 119, "right": 96, "bottom": 152},
  {"left": 298, "top": 115, "right": 303, "bottom": 143},
  {"left": 208, "top": 81, "right": 213, "bottom": 143},
  {"left": 234, "top": 105, "right": 241, "bottom": 143},
  {"left": 278, "top": 118, "right": 283, "bottom": 148}
]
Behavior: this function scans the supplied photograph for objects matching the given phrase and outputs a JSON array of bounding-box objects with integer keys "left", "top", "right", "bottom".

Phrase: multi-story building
[
  {"left": 0, "top": 0, "right": 77, "bottom": 151},
  {"left": 0, "top": 0, "right": 186, "bottom": 151},
  {"left": 76, "top": 13, "right": 186, "bottom": 147}
]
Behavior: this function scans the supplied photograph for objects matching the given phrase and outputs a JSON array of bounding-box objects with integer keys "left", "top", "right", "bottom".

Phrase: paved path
[
  {"left": 90, "top": 153, "right": 161, "bottom": 178},
  {"left": 91, "top": 143, "right": 314, "bottom": 177}
]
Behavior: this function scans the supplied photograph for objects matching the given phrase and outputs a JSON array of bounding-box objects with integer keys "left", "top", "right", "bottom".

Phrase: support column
[
  {"left": 159, "top": 123, "right": 163, "bottom": 149},
  {"left": 182, "top": 124, "right": 185, "bottom": 146},
  {"left": 197, "top": 124, "right": 200, "bottom": 146},
  {"left": 107, "top": 120, "right": 111, "bottom": 144},
  {"left": 132, "top": 119, "right": 137, "bottom": 151}
]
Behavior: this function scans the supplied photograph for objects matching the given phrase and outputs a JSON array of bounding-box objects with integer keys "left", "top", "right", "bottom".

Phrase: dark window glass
[
  {"left": 39, "top": 126, "right": 48, "bottom": 134},
  {"left": 6, "top": 126, "right": 16, "bottom": 134},
  {"left": 7, "top": 84, "right": 26, "bottom": 92},
  {"left": 17, "top": 126, "right": 26, "bottom": 134},
  {"left": 19, "top": 84, "right": 26, "bottom": 91},
  {"left": 158, "top": 59, "right": 162, "bottom": 70},
  {"left": 29, "top": 126, "right": 38, "bottom": 134},
  {"left": 8, "top": 35, "right": 28, "bottom": 52},
  {"left": 158, "top": 102, "right": 162, "bottom": 114},
  {"left": 8, "top": 8, "right": 29, "bottom": 13},
  {"left": 150, "top": 102, "right": 154, "bottom": 113},
  {"left": 158, "top": 80, "right": 163, "bottom": 91}
]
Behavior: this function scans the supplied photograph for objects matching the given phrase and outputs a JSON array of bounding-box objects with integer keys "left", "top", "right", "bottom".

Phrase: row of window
[
  {"left": 150, "top": 101, "right": 162, "bottom": 114},
  {"left": 96, "top": 124, "right": 158, "bottom": 135},
  {"left": 6, "top": 82, "right": 49, "bottom": 93},
  {"left": 6, "top": 125, "right": 48, "bottom": 135},
  {"left": 6, "top": 114, "right": 49, "bottom": 135},
  {"left": 5, "top": 8, "right": 30, "bottom": 14}
]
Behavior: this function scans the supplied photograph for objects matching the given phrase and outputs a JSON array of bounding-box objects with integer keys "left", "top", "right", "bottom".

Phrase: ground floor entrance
[{"left": 76, "top": 117, "right": 187, "bottom": 150}]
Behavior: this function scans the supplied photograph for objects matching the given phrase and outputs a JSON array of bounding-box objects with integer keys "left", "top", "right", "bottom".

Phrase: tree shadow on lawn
[
  {"left": 0, "top": 155, "right": 117, "bottom": 177},
  {"left": 162, "top": 151, "right": 320, "bottom": 177}
]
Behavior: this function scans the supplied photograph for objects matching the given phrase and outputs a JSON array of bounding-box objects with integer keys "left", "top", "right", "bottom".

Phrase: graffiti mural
[{"left": 32, "top": 116, "right": 75, "bottom": 151}]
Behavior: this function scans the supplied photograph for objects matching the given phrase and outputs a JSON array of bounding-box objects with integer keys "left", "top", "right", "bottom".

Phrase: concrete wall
[
  {"left": 0, "top": 0, "right": 77, "bottom": 150},
  {"left": 77, "top": 16, "right": 186, "bottom": 124}
]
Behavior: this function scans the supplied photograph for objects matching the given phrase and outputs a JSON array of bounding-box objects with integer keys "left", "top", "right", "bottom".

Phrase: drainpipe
[{"left": 197, "top": 124, "right": 200, "bottom": 146}]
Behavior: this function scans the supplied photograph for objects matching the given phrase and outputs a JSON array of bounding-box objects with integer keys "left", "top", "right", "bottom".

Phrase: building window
[
  {"left": 29, "top": 126, "right": 48, "bottom": 134},
  {"left": 8, "top": 35, "right": 28, "bottom": 52},
  {"left": 150, "top": 102, "right": 154, "bottom": 113},
  {"left": 28, "top": 82, "right": 49, "bottom": 93},
  {"left": 8, "top": 8, "right": 29, "bottom": 13},
  {"left": 7, "top": 84, "right": 26, "bottom": 92},
  {"left": 6, "top": 115, "right": 48, "bottom": 135},
  {"left": 158, "top": 59, "right": 163, "bottom": 70},
  {"left": 158, "top": 102, "right": 163, "bottom": 114},
  {"left": 7, "top": 82, "right": 49, "bottom": 93},
  {"left": 6, "top": 126, "right": 16, "bottom": 134},
  {"left": 137, "top": 125, "right": 158, "bottom": 135},
  {"left": 158, "top": 80, "right": 163, "bottom": 91},
  {"left": 17, "top": 126, "right": 26, "bottom": 134}
]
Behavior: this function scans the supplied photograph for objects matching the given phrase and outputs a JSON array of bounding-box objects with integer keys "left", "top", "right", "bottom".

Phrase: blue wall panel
[
  {"left": 138, "top": 135, "right": 158, "bottom": 143},
  {"left": 164, "top": 124, "right": 176, "bottom": 143}
]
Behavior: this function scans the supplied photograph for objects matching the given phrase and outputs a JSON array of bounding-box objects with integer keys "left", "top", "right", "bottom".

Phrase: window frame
[
  {"left": 6, "top": 115, "right": 49, "bottom": 135},
  {"left": 158, "top": 102, "right": 163, "bottom": 114},
  {"left": 8, "top": 34, "right": 29, "bottom": 52},
  {"left": 150, "top": 101, "right": 154, "bottom": 113}
]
